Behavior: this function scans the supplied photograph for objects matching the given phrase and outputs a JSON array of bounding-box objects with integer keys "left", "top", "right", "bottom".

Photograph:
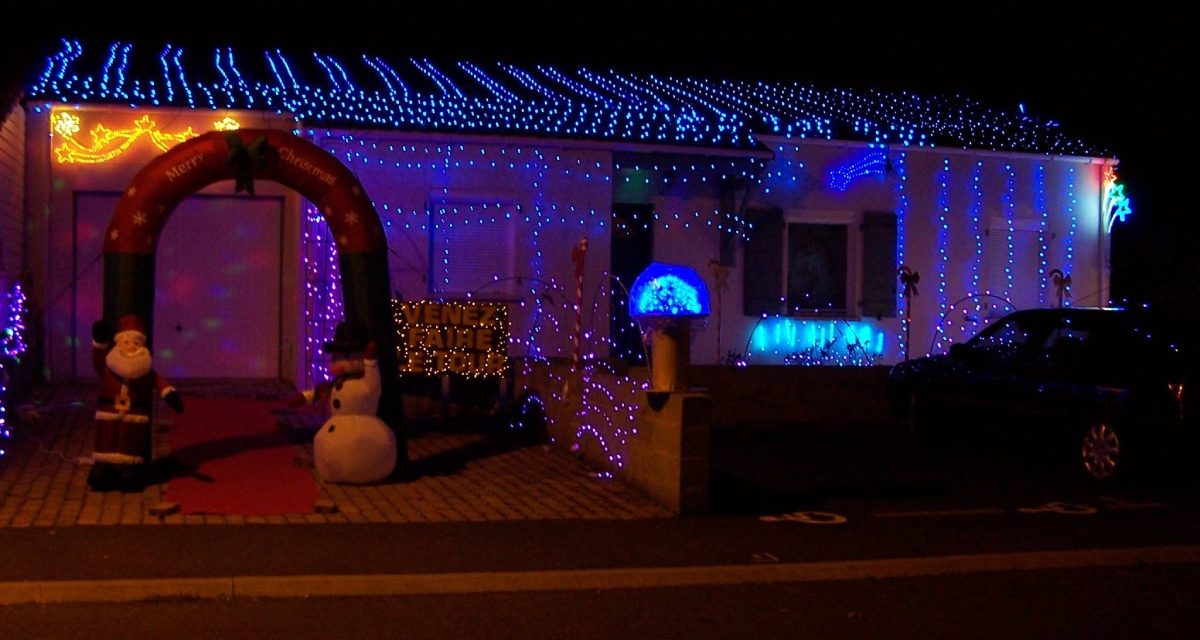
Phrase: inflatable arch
[{"left": 101, "top": 129, "right": 405, "bottom": 457}]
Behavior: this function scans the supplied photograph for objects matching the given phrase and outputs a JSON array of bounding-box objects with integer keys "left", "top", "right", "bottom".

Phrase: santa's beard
[{"left": 107, "top": 347, "right": 153, "bottom": 380}]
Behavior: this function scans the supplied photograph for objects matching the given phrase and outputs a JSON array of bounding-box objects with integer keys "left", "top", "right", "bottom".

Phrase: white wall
[
  {"left": 318, "top": 133, "right": 614, "bottom": 362},
  {"left": 24, "top": 105, "right": 301, "bottom": 381},
  {"left": 22, "top": 103, "right": 1112, "bottom": 378},
  {"left": 322, "top": 133, "right": 1112, "bottom": 369},
  {"left": 647, "top": 138, "right": 1112, "bottom": 365},
  {"left": 896, "top": 148, "right": 1109, "bottom": 359}
]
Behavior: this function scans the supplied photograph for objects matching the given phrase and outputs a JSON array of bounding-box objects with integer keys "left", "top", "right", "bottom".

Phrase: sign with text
[{"left": 393, "top": 300, "right": 509, "bottom": 378}]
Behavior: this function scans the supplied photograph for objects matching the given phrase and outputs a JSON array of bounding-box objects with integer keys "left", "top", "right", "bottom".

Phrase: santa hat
[{"left": 114, "top": 315, "right": 147, "bottom": 340}]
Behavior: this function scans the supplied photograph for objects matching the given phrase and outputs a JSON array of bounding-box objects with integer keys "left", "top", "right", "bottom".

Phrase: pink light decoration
[{"left": 302, "top": 203, "right": 343, "bottom": 388}]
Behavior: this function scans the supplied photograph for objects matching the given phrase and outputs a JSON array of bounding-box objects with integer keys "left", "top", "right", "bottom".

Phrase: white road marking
[
  {"left": 872, "top": 508, "right": 1006, "bottom": 518},
  {"left": 1098, "top": 496, "right": 1170, "bottom": 510},
  {"left": 760, "top": 511, "right": 847, "bottom": 525},
  {"left": 1018, "top": 502, "right": 1098, "bottom": 515}
]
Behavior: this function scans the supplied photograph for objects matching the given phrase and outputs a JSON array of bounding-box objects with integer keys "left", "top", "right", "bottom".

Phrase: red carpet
[{"left": 166, "top": 395, "right": 319, "bottom": 515}]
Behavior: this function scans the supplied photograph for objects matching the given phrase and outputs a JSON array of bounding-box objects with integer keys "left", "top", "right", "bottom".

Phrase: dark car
[{"left": 889, "top": 307, "right": 1195, "bottom": 481}]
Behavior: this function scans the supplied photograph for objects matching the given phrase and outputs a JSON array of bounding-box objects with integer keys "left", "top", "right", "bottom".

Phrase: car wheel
[{"left": 1081, "top": 422, "right": 1121, "bottom": 481}]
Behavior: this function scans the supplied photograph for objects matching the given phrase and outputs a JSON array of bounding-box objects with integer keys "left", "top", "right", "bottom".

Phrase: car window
[
  {"left": 968, "top": 315, "right": 1044, "bottom": 360},
  {"left": 1090, "top": 322, "right": 1164, "bottom": 371},
  {"left": 1044, "top": 312, "right": 1180, "bottom": 376},
  {"left": 1044, "top": 326, "right": 1090, "bottom": 347},
  {"left": 1038, "top": 313, "right": 1094, "bottom": 364}
]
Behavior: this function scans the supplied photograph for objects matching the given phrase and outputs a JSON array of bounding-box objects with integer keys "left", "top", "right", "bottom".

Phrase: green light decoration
[{"left": 1104, "top": 168, "right": 1133, "bottom": 232}]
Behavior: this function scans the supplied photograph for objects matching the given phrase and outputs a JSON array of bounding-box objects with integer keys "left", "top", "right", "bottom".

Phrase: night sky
[{"left": 1, "top": 4, "right": 1191, "bottom": 317}]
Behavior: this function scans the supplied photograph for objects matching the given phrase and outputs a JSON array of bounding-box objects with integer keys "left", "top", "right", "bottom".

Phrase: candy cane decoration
[
  {"left": 570, "top": 237, "right": 588, "bottom": 372},
  {"left": 1049, "top": 269, "right": 1071, "bottom": 308},
  {"left": 898, "top": 265, "right": 919, "bottom": 361}
]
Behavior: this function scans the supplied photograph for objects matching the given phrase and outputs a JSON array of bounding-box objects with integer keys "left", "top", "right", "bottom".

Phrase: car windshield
[{"left": 965, "top": 313, "right": 1049, "bottom": 358}]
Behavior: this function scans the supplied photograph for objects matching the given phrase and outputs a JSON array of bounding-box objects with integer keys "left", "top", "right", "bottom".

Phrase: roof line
[
  {"left": 314, "top": 127, "right": 775, "bottom": 159},
  {"left": 756, "top": 135, "right": 1118, "bottom": 165}
]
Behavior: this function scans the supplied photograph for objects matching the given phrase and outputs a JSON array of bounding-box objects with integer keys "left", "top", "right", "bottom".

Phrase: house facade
[{"left": 8, "top": 41, "right": 1123, "bottom": 390}]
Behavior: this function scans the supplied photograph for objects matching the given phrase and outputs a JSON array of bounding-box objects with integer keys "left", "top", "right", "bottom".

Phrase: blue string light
[
  {"left": 275, "top": 49, "right": 300, "bottom": 90},
  {"left": 1002, "top": 163, "right": 1017, "bottom": 300},
  {"left": 99, "top": 41, "right": 119, "bottom": 98},
  {"left": 1065, "top": 167, "right": 1076, "bottom": 304},
  {"left": 30, "top": 40, "right": 1103, "bottom": 154},
  {"left": 827, "top": 151, "right": 888, "bottom": 191},
  {"left": 629, "top": 264, "right": 710, "bottom": 317},
  {"left": 459, "top": 62, "right": 520, "bottom": 103},
  {"left": 313, "top": 53, "right": 342, "bottom": 92},
  {"left": 115, "top": 42, "right": 132, "bottom": 99},
  {"left": 1, "top": 283, "right": 30, "bottom": 459},
  {"left": 1036, "top": 164, "right": 1048, "bottom": 306},
  {"left": 936, "top": 158, "right": 951, "bottom": 341},
  {"left": 893, "top": 151, "right": 908, "bottom": 356},
  {"left": 969, "top": 160, "right": 984, "bottom": 296},
  {"left": 0, "top": 283, "right": 27, "bottom": 360},
  {"left": 173, "top": 47, "right": 193, "bottom": 106},
  {"left": 747, "top": 318, "right": 885, "bottom": 366}
]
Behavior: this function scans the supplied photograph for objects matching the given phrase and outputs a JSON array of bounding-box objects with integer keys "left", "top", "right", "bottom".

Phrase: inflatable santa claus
[
  {"left": 89, "top": 315, "right": 184, "bottom": 492},
  {"left": 295, "top": 321, "right": 396, "bottom": 484}
]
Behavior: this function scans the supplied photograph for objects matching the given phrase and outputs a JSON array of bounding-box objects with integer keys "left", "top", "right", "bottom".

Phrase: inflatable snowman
[{"left": 306, "top": 322, "right": 396, "bottom": 484}]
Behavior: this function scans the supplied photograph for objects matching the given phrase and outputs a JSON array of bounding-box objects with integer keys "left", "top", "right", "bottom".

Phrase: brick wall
[{"left": 690, "top": 365, "right": 891, "bottom": 427}]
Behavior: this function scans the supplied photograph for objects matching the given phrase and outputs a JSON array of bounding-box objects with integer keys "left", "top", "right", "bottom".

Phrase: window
[
  {"left": 428, "top": 195, "right": 519, "bottom": 298},
  {"left": 787, "top": 224, "right": 847, "bottom": 315},
  {"left": 742, "top": 209, "right": 896, "bottom": 318},
  {"left": 610, "top": 203, "right": 654, "bottom": 364}
]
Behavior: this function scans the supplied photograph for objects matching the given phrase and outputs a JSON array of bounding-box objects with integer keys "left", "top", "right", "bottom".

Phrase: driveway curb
[{"left": 5, "top": 545, "right": 1200, "bottom": 605}]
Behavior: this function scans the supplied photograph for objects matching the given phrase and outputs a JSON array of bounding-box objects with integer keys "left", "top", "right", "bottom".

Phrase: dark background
[{"left": 1, "top": 3, "right": 1191, "bottom": 319}]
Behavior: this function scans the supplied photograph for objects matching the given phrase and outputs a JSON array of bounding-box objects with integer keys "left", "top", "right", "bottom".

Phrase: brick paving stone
[
  {"left": 2, "top": 383, "right": 672, "bottom": 527},
  {"left": 120, "top": 495, "right": 143, "bottom": 524},
  {"left": 77, "top": 498, "right": 100, "bottom": 525},
  {"left": 98, "top": 493, "right": 121, "bottom": 525}
]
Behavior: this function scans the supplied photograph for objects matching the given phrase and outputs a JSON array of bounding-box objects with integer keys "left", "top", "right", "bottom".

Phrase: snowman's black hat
[{"left": 322, "top": 321, "right": 369, "bottom": 354}]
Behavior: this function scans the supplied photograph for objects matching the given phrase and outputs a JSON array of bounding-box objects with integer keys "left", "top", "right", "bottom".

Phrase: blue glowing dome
[{"left": 629, "top": 262, "right": 711, "bottom": 319}]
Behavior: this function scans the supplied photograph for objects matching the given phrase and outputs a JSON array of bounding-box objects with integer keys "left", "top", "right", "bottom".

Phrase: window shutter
[
  {"left": 430, "top": 202, "right": 516, "bottom": 296},
  {"left": 860, "top": 211, "right": 898, "bottom": 318},
  {"left": 742, "top": 207, "right": 784, "bottom": 316}
]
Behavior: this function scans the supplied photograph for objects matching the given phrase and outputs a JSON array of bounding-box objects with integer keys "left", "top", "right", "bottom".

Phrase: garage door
[{"left": 73, "top": 193, "right": 283, "bottom": 379}]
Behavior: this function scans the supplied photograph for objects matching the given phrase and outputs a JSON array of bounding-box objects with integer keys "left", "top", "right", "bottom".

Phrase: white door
[{"left": 74, "top": 193, "right": 283, "bottom": 379}]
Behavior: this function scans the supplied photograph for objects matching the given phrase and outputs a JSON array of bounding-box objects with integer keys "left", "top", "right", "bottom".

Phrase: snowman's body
[{"left": 313, "top": 359, "right": 396, "bottom": 484}]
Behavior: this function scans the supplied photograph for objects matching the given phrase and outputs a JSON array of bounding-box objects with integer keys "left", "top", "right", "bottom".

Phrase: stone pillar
[
  {"left": 649, "top": 322, "right": 690, "bottom": 391},
  {"left": 632, "top": 391, "right": 711, "bottom": 513}
]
